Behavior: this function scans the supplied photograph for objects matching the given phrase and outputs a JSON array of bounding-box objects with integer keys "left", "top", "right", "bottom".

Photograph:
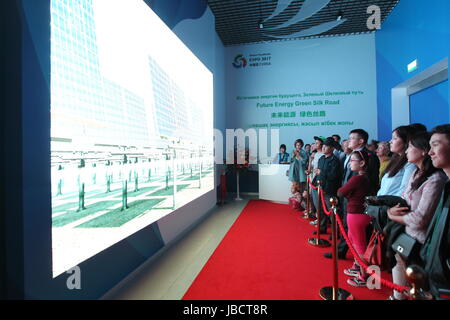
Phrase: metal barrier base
[
  {"left": 319, "top": 286, "right": 353, "bottom": 300},
  {"left": 307, "top": 238, "right": 331, "bottom": 247}
]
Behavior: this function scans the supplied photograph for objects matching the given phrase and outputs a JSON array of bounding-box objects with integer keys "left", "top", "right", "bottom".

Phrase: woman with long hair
[
  {"left": 378, "top": 125, "right": 420, "bottom": 197},
  {"left": 387, "top": 131, "right": 447, "bottom": 300}
]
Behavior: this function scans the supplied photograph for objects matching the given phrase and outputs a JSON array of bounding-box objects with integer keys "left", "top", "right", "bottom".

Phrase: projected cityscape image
[{"left": 50, "top": 0, "right": 214, "bottom": 277}]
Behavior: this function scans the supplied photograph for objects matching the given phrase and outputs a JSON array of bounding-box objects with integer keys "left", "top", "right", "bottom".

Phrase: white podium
[{"left": 258, "top": 164, "right": 291, "bottom": 203}]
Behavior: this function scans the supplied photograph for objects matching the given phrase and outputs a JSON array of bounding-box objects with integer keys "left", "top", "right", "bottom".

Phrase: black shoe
[{"left": 323, "top": 252, "right": 346, "bottom": 259}]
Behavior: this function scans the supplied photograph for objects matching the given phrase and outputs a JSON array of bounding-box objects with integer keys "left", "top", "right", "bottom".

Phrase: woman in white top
[
  {"left": 378, "top": 125, "right": 422, "bottom": 197},
  {"left": 387, "top": 131, "right": 447, "bottom": 300}
]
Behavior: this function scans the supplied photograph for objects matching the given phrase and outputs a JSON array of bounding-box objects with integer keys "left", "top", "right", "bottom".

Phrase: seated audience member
[
  {"left": 387, "top": 131, "right": 446, "bottom": 299},
  {"left": 338, "top": 150, "right": 372, "bottom": 287},
  {"left": 274, "top": 144, "right": 290, "bottom": 164},
  {"left": 378, "top": 125, "right": 421, "bottom": 197},
  {"left": 377, "top": 141, "right": 391, "bottom": 183},
  {"left": 313, "top": 137, "right": 341, "bottom": 234},
  {"left": 289, "top": 183, "right": 304, "bottom": 211},
  {"left": 419, "top": 124, "right": 450, "bottom": 300}
]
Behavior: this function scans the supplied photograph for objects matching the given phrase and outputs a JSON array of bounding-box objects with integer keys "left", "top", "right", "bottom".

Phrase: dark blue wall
[
  {"left": 4, "top": 0, "right": 208, "bottom": 300},
  {"left": 1, "top": 0, "right": 24, "bottom": 299},
  {"left": 376, "top": 0, "right": 450, "bottom": 140}
]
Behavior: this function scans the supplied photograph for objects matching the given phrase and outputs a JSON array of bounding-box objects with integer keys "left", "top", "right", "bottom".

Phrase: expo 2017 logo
[{"left": 232, "top": 54, "right": 247, "bottom": 68}]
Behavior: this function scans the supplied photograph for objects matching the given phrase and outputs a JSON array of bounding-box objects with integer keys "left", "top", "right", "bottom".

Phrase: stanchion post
[
  {"left": 405, "top": 265, "right": 434, "bottom": 300},
  {"left": 332, "top": 198, "right": 338, "bottom": 298},
  {"left": 308, "top": 181, "right": 330, "bottom": 248},
  {"left": 320, "top": 197, "right": 353, "bottom": 300},
  {"left": 308, "top": 179, "right": 313, "bottom": 217},
  {"left": 303, "top": 179, "right": 311, "bottom": 219},
  {"left": 316, "top": 182, "right": 322, "bottom": 241}
]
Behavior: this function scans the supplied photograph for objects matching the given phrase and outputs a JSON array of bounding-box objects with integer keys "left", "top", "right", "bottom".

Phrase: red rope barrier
[
  {"left": 304, "top": 166, "right": 410, "bottom": 294},
  {"left": 308, "top": 177, "right": 318, "bottom": 190},
  {"left": 333, "top": 212, "right": 409, "bottom": 294},
  {"left": 319, "top": 189, "right": 332, "bottom": 216},
  {"left": 307, "top": 179, "right": 410, "bottom": 293},
  {"left": 304, "top": 171, "right": 409, "bottom": 293}
]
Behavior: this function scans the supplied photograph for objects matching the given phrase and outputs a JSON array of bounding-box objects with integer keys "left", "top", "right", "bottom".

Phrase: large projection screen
[{"left": 50, "top": 0, "right": 214, "bottom": 277}]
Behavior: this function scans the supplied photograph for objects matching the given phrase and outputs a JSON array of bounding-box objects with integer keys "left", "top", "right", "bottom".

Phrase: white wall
[{"left": 225, "top": 34, "right": 378, "bottom": 154}]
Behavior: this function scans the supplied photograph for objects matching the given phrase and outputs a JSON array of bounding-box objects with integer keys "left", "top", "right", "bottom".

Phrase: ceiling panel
[{"left": 207, "top": 0, "right": 400, "bottom": 46}]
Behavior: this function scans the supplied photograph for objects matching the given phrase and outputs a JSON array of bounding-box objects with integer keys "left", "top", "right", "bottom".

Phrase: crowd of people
[{"left": 280, "top": 124, "right": 450, "bottom": 300}]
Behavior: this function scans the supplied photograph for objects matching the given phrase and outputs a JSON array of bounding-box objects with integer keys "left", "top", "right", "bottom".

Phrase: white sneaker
[{"left": 309, "top": 220, "right": 317, "bottom": 225}]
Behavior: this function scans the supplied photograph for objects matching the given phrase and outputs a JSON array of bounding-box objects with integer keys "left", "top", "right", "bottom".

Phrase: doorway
[{"left": 391, "top": 57, "right": 448, "bottom": 130}]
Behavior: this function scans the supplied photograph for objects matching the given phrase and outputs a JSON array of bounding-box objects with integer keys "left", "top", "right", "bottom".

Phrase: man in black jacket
[
  {"left": 324, "top": 129, "right": 380, "bottom": 259},
  {"left": 314, "top": 137, "right": 342, "bottom": 234},
  {"left": 419, "top": 124, "right": 450, "bottom": 299}
]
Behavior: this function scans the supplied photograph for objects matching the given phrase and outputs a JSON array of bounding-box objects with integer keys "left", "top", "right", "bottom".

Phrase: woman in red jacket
[{"left": 337, "top": 150, "right": 372, "bottom": 287}]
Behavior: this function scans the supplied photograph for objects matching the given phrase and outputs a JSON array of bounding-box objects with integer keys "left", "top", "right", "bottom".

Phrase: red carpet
[{"left": 183, "top": 200, "right": 392, "bottom": 300}]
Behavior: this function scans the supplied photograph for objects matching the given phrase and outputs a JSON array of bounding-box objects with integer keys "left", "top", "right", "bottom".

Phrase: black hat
[{"left": 323, "top": 137, "right": 339, "bottom": 148}]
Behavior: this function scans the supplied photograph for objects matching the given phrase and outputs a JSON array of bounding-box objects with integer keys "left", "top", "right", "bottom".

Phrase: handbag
[
  {"left": 364, "top": 204, "right": 388, "bottom": 231},
  {"left": 391, "top": 232, "right": 421, "bottom": 263},
  {"left": 363, "top": 229, "right": 386, "bottom": 269}
]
